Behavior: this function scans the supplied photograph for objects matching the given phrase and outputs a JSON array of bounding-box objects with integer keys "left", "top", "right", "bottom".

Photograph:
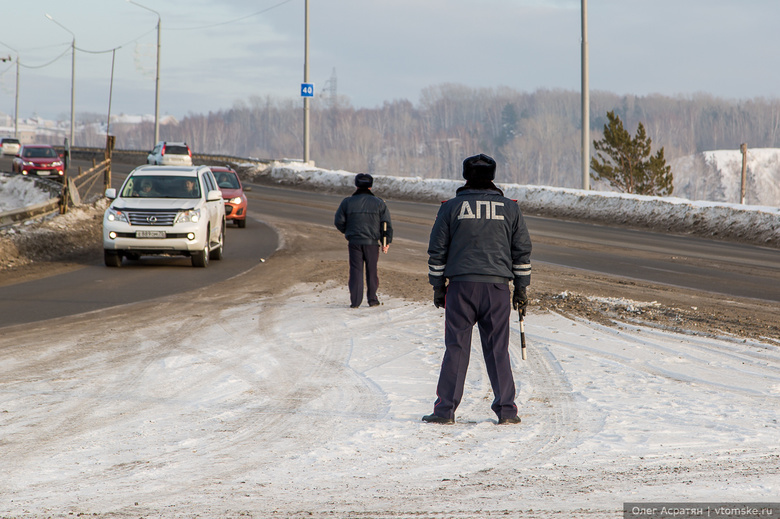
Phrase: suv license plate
[{"left": 136, "top": 230, "right": 166, "bottom": 238}]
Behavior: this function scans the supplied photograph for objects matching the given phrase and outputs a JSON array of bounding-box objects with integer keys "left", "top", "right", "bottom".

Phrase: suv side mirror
[
  {"left": 105, "top": 188, "right": 117, "bottom": 199},
  {"left": 207, "top": 189, "right": 222, "bottom": 202}
]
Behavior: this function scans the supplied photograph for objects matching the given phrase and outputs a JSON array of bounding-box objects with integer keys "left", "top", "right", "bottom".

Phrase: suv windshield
[
  {"left": 121, "top": 175, "right": 201, "bottom": 198},
  {"left": 23, "top": 147, "right": 57, "bottom": 158},
  {"left": 215, "top": 171, "right": 240, "bottom": 189}
]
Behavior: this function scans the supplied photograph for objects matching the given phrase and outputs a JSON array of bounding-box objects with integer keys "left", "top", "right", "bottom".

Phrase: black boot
[{"left": 422, "top": 414, "right": 454, "bottom": 424}]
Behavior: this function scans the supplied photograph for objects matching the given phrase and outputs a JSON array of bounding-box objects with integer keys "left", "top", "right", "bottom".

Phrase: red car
[
  {"left": 12, "top": 144, "right": 65, "bottom": 181},
  {"left": 211, "top": 166, "right": 248, "bottom": 228}
]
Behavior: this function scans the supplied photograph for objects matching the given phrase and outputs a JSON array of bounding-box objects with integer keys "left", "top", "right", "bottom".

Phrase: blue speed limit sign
[{"left": 301, "top": 83, "right": 314, "bottom": 97}]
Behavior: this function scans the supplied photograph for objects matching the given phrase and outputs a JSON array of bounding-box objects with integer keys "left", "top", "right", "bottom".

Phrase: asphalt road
[
  {"left": 250, "top": 183, "right": 780, "bottom": 302},
  {"left": 0, "top": 158, "right": 276, "bottom": 328},
  {"left": 0, "top": 155, "right": 778, "bottom": 329}
]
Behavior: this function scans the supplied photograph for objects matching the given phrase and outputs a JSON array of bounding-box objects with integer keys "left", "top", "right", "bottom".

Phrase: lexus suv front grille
[{"left": 126, "top": 210, "right": 179, "bottom": 226}]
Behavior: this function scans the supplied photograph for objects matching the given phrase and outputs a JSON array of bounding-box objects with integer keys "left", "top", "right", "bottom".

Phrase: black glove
[
  {"left": 433, "top": 285, "right": 447, "bottom": 308},
  {"left": 513, "top": 285, "right": 528, "bottom": 314}
]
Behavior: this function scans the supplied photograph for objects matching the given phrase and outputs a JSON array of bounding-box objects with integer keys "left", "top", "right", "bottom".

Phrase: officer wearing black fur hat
[
  {"left": 334, "top": 173, "right": 393, "bottom": 308},
  {"left": 423, "top": 154, "right": 532, "bottom": 425}
]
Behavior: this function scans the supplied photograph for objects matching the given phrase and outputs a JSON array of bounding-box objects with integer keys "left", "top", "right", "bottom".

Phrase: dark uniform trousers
[
  {"left": 433, "top": 280, "right": 518, "bottom": 420},
  {"left": 348, "top": 243, "right": 380, "bottom": 307}
]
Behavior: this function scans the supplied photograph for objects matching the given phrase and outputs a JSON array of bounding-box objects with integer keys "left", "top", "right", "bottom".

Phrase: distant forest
[{"left": 84, "top": 84, "right": 780, "bottom": 189}]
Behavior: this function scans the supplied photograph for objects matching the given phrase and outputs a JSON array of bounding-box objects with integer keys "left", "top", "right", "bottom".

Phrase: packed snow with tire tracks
[
  {"left": 0, "top": 167, "right": 778, "bottom": 517},
  {"left": 1, "top": 275, "right": 778, "bottom": 517}
]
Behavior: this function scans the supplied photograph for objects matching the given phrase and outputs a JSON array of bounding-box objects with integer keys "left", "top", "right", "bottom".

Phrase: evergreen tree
[
  {"left": 497, "top": 103, "right": 519, "bottom": 147},
  {"left": 591, "top": 110, "right": 674, "bottom": 196}
]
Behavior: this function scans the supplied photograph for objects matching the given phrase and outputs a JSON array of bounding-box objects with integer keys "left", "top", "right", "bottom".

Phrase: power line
[
  {"left": 167, "top": 0, "right": 295, "bottom": 31},
  {"left": 18, "top": 46, "right": 71, "bottom": 70}
]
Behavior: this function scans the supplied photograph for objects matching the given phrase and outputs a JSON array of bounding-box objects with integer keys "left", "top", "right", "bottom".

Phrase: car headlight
[
  {"left": 51, "top": 161, "right": 63, "bottom": 167},
  {"left": 229, "top": 197, "right": 243, "bottom": 204},
  {"left": 23, "top": 160, "right": 35, "bottom": 166},
  {"left": 106, "top": 207, "right": 129, "bottom": 223},
  {"left": 176, "top": 208, "right": 201, "bottom": 223}
]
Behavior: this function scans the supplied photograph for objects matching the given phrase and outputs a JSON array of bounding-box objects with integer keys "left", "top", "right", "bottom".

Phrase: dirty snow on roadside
[
  {"left": 1, "top": 281, "right": 779, "bottom": 517},
  {"left": 0, "top": 175, "right": 52, "bottom": 212}
]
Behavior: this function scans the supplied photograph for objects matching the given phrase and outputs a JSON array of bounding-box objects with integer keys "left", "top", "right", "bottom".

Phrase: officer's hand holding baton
[
  {"left": 382, "top": 222, "right": 389, "bottom": 254},
  {"left": 513, "top": 285, "right": 528, "bottom": 360}
]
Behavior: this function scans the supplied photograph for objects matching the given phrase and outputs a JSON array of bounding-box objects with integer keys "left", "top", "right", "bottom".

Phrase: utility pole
[
  {"left": 45, "top": 14, "right": 76, "bottom": 147},
  {"left": 581, "top": 0, "right": 590, "bottom": 190},
  {"left": 14, "top": 56, "right": 19, "bottom": 138},
  {"left": 303, "top": 0, "right": 310, "bottom": 165},
  {"left": 0, "top": 44, "right": 21, "bottom": 138},
  {"left": 740, "top": 143, "right": 748, "bottom": 205},
  {"left": 128, "top": 0, "right": 161, "bottom": 146}
]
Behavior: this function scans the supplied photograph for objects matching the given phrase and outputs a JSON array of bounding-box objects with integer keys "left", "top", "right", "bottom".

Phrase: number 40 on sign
[{"left": 301, "top": 83, "right": 314, "bottom": 97}]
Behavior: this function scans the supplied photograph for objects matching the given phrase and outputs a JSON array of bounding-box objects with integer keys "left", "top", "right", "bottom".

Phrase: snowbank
[
  {"left": 0, "top": 175, "right": 53, "bottom": 212},
  {"left": 249, "top": 161, "right": 780, "bottom": 248}
]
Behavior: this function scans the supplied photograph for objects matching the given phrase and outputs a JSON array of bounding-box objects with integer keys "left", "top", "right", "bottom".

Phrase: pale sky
[{"left": 1, "top": 0, "right": 779, "bottom": 121}]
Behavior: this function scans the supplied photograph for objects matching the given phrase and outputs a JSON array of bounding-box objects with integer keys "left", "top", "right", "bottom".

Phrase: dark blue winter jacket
[
  {"left": 334, "top": 189, "right": 393, "bottom": 246},
  {"left": 427, "top": 186, "right": 532, "bottom": 288}
]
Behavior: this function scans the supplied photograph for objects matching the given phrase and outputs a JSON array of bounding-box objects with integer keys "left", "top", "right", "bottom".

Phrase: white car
[
  {"left": 146, "top": 141, "right": 193, "bottom": 166},
  {"left": 103, "top": 165, "right": 225, "bottom": 267},
  {"left": 1, "top": 137, "right": 21, "bottom": 156}
]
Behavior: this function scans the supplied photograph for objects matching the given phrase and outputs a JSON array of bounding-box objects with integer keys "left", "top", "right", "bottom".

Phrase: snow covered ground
[
  {"left": 0, "top": 167, "right": 779, "bottom": 517},
  {"left": 0, "top": 175, "right": 52, "bottom": 212},
  {"left": 1, "top": 280, "right": 778, "bottom": 517}
]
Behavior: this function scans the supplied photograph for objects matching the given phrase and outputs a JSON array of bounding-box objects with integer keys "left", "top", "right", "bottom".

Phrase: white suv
[
  {"left": 103, "top": 165, "right": 226, "bottom": 267},
  {"left": 146, "top": 141, "right": 193, "bottom": 166}
]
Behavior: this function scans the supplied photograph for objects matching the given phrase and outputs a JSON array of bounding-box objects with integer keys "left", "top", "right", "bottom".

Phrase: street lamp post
[
  {"left": 13, "top": 56, "right": 19, "bottom": 138},
  {"left": 128, "top": 0, "right": 161, "bottom": 147},
  {"left": 45, "top": 13, "right": 76, "bottom": 147},
  {"left": 0, "top": 53, "right": 18, "bottom": 138}
]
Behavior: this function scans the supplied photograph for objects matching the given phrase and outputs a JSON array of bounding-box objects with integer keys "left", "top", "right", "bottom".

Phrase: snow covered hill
[{"left": 671, "top": 147, "right": 780, "bottom": 207}]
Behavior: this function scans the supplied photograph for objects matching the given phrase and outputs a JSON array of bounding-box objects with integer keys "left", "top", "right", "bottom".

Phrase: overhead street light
[
  {"left": 45, "top": 13, "right": 76, "bottom": 147},
  {"left": 127, "top": 0, "right": 161, "bottom": 147}
]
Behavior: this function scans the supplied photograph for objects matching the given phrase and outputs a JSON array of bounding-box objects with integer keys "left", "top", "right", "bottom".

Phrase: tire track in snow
[{"left": 509, "top": 319, "right": 606, "bottom": 464}]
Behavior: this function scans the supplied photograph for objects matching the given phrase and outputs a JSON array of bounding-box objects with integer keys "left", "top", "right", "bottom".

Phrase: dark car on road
[{"left": 12, "top": 144, "right": 65, "bottom": 181}]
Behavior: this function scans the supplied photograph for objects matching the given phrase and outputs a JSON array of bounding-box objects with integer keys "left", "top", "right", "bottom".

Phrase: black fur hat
[
  {"left": 355, "top": 173, "right": 373, "bottom": 188},
  {"left": 462, "top": 153, "right": 496, "bottom": 181}
]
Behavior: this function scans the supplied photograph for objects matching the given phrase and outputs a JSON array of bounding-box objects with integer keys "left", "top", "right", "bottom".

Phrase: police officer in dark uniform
[
  {"left": 423, "top": 154, "right": 532, "bottom": 425},
  {"left": 334, "top": 173, "right": 393, "bottom": 308}
]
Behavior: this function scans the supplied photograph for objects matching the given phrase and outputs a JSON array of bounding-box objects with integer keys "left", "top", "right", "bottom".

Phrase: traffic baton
[{"left": 519, "top": 307, "right": 527, "bottom": 360}]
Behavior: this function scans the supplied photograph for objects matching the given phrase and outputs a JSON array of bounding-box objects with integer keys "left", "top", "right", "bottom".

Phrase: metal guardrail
[{"left": 0, "top": 175, "right": 64, "bottom": 228}]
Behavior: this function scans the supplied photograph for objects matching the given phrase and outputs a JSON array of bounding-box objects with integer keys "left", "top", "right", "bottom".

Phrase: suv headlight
[
  {"left": 176, "top": 208, "right": 201, "bottom": 223},
  {"left": 229, "top": 197, "right": 242, "bottom": 204},
  {"left": 106, "top": 207, "right": 129, "bottom": 223}
]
